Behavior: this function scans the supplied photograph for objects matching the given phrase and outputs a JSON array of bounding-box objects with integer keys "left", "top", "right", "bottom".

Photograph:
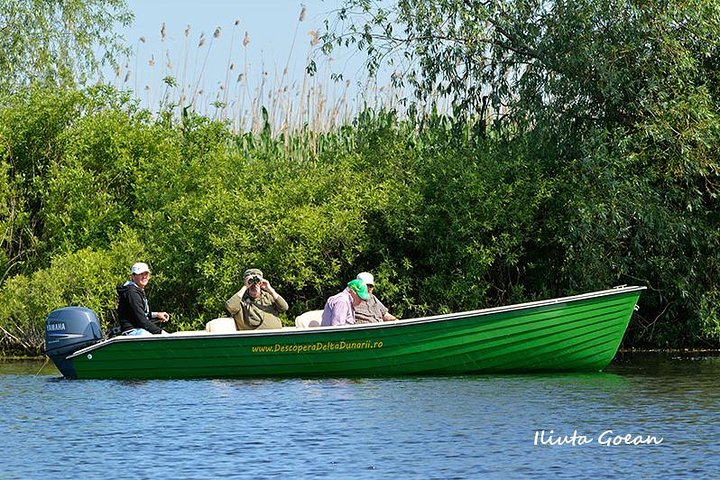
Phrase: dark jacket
[{"left": 117, "top": 281, "right": 162, "bottom": 334}]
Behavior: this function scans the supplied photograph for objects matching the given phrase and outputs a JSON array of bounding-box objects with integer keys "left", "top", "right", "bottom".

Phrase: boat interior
[{"left": 170, "top": 310, "right": 325, "bottom": 336}]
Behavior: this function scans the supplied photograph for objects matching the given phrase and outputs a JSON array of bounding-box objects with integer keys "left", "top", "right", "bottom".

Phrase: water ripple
[{"left": 1, "top": 354, "right": 718, "bottom": 479}]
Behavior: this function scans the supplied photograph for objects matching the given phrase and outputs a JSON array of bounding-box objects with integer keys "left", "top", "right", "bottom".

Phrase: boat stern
[{"left": 45, "top": 307, "right": 104, "bottom": 378}]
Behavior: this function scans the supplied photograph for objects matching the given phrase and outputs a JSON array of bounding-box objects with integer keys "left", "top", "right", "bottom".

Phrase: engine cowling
[{"left": 45, "top": 307, "right": 103, "bottom": 378}]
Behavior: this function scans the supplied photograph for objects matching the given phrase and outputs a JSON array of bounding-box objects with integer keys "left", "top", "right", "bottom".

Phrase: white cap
[
  {"left": 131, "top": 262, "right": 151, "bottom": 275},
  {"left": 356, "top": 272, "right": 374, "bottom": 286}
]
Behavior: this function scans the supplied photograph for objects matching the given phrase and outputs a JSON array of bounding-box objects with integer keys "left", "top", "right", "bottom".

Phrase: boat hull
[{"left": 60, "top": 286, "right": 644, "bottom": 379}]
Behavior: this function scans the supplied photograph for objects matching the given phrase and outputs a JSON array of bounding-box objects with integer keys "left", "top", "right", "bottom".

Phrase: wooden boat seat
[
  {"left": 205, "top": 317, "right": 238, "bottom": 333},
  {"left": 294, "top": 310, "right": 323, "bottom": 328}
]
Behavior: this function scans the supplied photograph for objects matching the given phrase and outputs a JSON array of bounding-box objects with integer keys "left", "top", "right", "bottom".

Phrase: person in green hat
[{"left": 320, "top": 278, "right": 370, "bottom": 326}]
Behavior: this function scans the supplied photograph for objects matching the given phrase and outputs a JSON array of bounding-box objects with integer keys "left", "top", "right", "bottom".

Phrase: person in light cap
[
  {"left": 116, "top": 262, "right": 171, "bottom": 336},
  {"left": 320, "top": 278, "right": 370, "bottom": 326},
  {"left": 225, "top": 268, "right": 288, "bottom": 330},
  {"left": 354, "top": 272, "right": 397, "bottom": 323}
]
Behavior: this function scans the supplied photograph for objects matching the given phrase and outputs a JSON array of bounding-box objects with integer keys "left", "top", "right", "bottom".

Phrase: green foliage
[
  {"left": 3, "top": 1, "right": 720, "bottom": 353},
  {"left": 321, "top": 0, "right": 720, "bottom": 346},
  {"left": 139, "top": 116, "right": 380, "bottom": 326},
  {"left": 43, "top": 103, "right": 162, "bottom": 251},
  {"left": 699, "top": 289, "right": 720, "bottom": 343},
  {"left": 0, "top": 86, "right": 85, "bottom": 281},
  {"left": 0, "top": 0, "right": 133, "bottom": 94},
  {"left": 0, "top": 85, "right": 146, "bottom": 277},
  {"left": 348, "top": 111, "right": 557, "bottom": 314}
]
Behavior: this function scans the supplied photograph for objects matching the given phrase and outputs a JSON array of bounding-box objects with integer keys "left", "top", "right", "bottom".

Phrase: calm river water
[{"left": 1, "top": 352, "right": 718, "bottom": 479}]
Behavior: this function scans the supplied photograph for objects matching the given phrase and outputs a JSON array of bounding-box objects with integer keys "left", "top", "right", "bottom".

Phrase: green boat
[{"left": 45, "top": 285, "right": 645, "bottom": 380}]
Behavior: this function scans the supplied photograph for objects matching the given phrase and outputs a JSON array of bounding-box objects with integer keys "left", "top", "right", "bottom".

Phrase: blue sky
[{"left": 115, "top": 0, "right": 371, "bottom": 124}]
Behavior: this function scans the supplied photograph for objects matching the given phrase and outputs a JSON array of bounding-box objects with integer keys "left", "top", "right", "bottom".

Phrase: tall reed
[{"left": 109, "top": 5, "right": 400, "bottom": 138}]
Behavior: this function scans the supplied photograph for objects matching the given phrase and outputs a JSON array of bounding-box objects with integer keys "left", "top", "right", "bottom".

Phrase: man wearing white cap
[
  {"left": 116, "top": 262, "right": 171, "bottom": 335},
  {"left": 354, "top": 272, "right": 397, "bottom": 323}
]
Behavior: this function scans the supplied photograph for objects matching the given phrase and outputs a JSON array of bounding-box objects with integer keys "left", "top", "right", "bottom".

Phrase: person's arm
[
  {"left": 383, "top": 312, "right": 398, "bottom": 321},
  {"left": 272, "top": 294, "right": 289, "bottom": 312},
  {"left": 376, "top": 297, "right": 397, "bottom": 321},
  {"left": 262, "top": 280, "right": 289, "bottom": 312},
  {"left": 320, "top": 294, "right": 353, "bottom": 326},
  {"left": 320, "top": 299, "right": 333, "bottom": 327},
  {"left": 331, "top": 296, "right": 353, "bottom": 325},
  {"left": 152, "top": 311, "right": 171, "bottom": 322}
]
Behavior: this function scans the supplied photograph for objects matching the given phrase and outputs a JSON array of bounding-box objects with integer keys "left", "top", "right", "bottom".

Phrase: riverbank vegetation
[{"left": 1, "top": 0, "right": 719, "bottom": 355}]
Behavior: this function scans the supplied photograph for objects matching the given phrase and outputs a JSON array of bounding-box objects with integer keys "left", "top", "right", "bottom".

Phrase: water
[{"left": 2, "top": 352, "right": 718, "bottom": 479}]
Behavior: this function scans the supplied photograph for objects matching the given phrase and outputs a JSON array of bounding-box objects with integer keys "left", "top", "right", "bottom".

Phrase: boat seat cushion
[
  {"left": 295, "top": 310, "right": 323, "bottom": 328},
  {"left": 205, "top": 317, "right": 238, "bottom": 333}
]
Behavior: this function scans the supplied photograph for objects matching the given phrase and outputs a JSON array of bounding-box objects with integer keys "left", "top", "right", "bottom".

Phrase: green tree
[
  {"left": 0, "top": 86, "right": 145, "bottom": 282},
  {"left": 0, "top": 0, "right": 132, "bottom": 94},
  {"left": 320, "top": 1, "right": 720, "bottom": 125},
  {"left": 321, "top": 0, "right": 720, "bottom": 345}
]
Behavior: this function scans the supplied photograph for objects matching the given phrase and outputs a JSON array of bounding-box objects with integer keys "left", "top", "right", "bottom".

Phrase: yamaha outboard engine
[{"left": 45, "top": 307, "right": 103, "bottom": 378}]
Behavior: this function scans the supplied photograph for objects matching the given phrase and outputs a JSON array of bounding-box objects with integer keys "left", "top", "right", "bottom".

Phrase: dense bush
[
  {"left": 0, "top": 85, "right": 718, "bottom": 355},
  {"left": 320, "top": 0, "right": 720, "bottom": 349}
]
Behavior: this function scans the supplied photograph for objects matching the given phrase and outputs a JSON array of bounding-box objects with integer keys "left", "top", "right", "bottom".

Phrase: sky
[{"left": 115, "top": 0, "right": 375, "bottom": 129}]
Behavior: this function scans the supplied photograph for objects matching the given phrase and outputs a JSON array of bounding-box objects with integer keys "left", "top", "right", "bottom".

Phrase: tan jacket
[{"left": 226, "top": 286, "right": 288, "bottom": 330}]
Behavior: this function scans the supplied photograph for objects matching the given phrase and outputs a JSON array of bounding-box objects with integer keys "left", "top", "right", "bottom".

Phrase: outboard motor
[{"left": 45, "top": 307, "right": 103, "bottom": 378}]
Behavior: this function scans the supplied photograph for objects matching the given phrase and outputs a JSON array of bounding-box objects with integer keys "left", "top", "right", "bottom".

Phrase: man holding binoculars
[{"left": 225, "top": 268, "right": 288, "bottom": 330}]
